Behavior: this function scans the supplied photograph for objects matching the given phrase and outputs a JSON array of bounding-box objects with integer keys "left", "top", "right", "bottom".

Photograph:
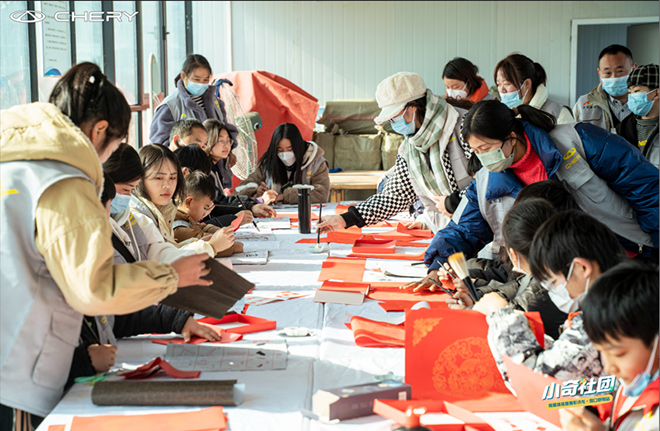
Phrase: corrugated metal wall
[{"left": 194, "top": 1, "right": 658, "bottom": 107}]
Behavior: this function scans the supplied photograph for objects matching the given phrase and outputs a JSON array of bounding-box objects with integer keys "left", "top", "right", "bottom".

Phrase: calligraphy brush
[
  {"left": 447, "top": 252, "right": 480, "bottom": 303},
  {"left": 316, "top": 203, "right": 323, "bottom": 246},
  {"left": 236, "top": 194, "right": 260, "bottom": 232},
  {"left": 429, "top": 278, "right": 456, "bottom": 298}
]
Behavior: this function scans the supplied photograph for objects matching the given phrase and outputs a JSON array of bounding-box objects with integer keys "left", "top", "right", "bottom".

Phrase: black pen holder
[{"left": 293, "top": 185, "right": 315, "bottom": 234}]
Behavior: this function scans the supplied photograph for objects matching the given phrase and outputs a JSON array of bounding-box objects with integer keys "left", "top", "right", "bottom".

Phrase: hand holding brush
[{"left": 447, "top": 252, "right": 481, "bottom": 304}]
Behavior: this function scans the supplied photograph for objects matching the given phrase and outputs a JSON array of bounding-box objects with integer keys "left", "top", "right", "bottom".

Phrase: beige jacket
[
  {"left": 0, "top": 102, "right": 179, "bottom": 315},
  {"left": 237, "top": 141, "right": 330, "bottom": 204},
  {"left": 529, "top": 84, "right": 574, "bottom": 125}
]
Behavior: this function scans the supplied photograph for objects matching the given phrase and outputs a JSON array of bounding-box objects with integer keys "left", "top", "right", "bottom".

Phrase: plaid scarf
[{"left": 406, "top": 90, "right": 472, "bottom": 197}]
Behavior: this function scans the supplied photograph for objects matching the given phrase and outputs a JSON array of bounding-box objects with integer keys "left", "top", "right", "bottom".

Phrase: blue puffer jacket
[{"left": 425, "top": 121, "right": 660, "bottom": 270}]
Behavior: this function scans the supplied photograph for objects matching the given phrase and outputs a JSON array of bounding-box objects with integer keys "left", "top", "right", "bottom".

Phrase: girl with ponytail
[{"left": 494, "top": 53, "right": 574, "bottom": 124}]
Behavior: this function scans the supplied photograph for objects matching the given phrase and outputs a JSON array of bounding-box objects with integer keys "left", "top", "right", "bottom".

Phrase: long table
[{"left": 36, "top": 203, "right": 560, "bottom": 431}]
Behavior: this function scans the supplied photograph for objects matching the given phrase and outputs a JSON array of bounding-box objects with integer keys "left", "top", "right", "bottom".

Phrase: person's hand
[
  {"left": 208, "top": 226, "right": 235, "bottom": 254},
  {"left": 236, "top": 210, "right": 253, "bottom": 226},
  {"left": 256, "top": 182, "right": 270, "bottom": 196},
  {"left": 446, "top": 291, "right": 471, "bottom": 309},
  {"left": 252, "top": 204, "right": 277, "bottom": 218},
  {"left": 223, "top": 188, "right": 233, "bottom": 197},
  {"left": 559, "top": 406, "right": 606, "bottom": 431},
  {"left": 432, "top": 195, "right": 453, "bottom": 218},
  {"left": 261, "top": 190, "right": 278, "bottom": 205},
  {"left": 88, "top": 344, "right": 117, "bottom": 373},
  {"left": 171, "top": 254, "right": 212, "bottom": 287},
  {"left": 401, "top": 269, "right": 455, "bottom": 293},
  {"left": 275, "top": 193, "right": 285, "bottom": 203},
  {"left": 318, "top": 215, "right": 347, "bottom": 233},
  {"left": 403, "top": 220, "right": 425, "bottom": 230},
  {"left": 234, "top": 241, "right": 244, "bottom": 253},
  {"left": 180, "top": 317, "right": 224, "bottom": 343},
  {"left": 226, "top": 152, "right": 237, "bottom": 169},
  {"left": 472, "top": 292, "right": 509, "bottom": 315}
]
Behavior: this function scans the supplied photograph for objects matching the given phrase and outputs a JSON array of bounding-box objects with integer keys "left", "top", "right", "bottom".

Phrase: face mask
[
  {"left": 499, "top": 82, "right": 528, "bottom": 109},
  {"left": 447, "top": 83, "right": 468, "bottom": 100},
  {"left": 475, "top": 139, "right": 515, "bottom": 172},
  {"left": 627, "top": 90, "right": 656, "bottom": 117},
  {"left": 545, "top": 261, "right": 591, "bottom": 314},
  {"left": 278, "top": 151, "right": 296, "bottom": 167},
  {"left": 390, "top": 110, "right": 416, "bottom": 136},
  {"left": 185, "top": 80, "right": 209, "bottom": 97},
  {"left": 110, "top": 193, "right": 131, "bottom": 215},
  {"left": 508, "top": 250, "right": 528, "bottom": 275},
  {"left": 622, "top": 335, "right": 660, "bottom": 397},
  {"left": 601, "top": 75, "right": 629, "bottom": 97}
]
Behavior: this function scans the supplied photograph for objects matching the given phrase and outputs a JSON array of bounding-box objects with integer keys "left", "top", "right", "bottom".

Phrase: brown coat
[
  {"left": 174, "top": 209, "right": 236, "bottom": 257},
  {"left": 237, "top": 141, "right": 330, "bottom": 204}
]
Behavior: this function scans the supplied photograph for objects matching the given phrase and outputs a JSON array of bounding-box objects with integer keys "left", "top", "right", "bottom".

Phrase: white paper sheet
[
  {"left": 256, "top": 217, "right": 291, "bottom": 230},
  {"left": 164, "top": 339, "right": 288, "bottom": 371},
  {"left": 229, "top": 251, "right": 269, "bottom": 265}
]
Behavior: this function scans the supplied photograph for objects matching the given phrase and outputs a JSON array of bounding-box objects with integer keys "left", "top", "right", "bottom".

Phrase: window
[
  {"left": 0, "top": 1, "right": 32, "bottom": 108},
  {"left": 113, "top": 1, "right": 138, "bottom": 105},
  {"left": 166, "top": 1, "right": 187, "bottom": 91},
  {"left": 74, "top": 1, "right": 104, "bottom": 69}
]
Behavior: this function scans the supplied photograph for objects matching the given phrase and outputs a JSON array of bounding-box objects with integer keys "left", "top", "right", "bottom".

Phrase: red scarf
[
  {"left": 469, "top": 77, "right": 491, "bottom": 102},
  {"left": 509, "top": 132, "right": 548, "bottom": 186}
]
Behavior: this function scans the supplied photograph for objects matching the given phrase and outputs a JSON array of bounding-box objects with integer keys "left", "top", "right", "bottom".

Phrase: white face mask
[
  {"left": 544, "top": 261, "right": 591, "bottom": 314},
  {"left": 508, "top": 250, "right": 528, "bottom": 275},
  {"left": 278, "top": 151, "right": 296, "bottom": 167},
  {"left": 447, "top": 83, "right": 468, "bottom": 100}
]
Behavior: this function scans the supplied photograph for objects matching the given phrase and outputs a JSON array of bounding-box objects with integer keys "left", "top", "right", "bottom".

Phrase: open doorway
[{"left": 570, "top": 17, "right": 659, "bottom": 106}]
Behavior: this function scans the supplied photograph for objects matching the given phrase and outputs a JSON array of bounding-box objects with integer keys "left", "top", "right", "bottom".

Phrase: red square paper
[{"left": 405, "top": 308, "right": 521, "bottom": 412}]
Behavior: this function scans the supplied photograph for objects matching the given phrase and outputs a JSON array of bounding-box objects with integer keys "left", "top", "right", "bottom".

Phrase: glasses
[
  {"left": 540, "top": 261, "right": 575, "bottom": 292},
  {"left": 217, "top": 138, "right": 234, "bottom": 147}
]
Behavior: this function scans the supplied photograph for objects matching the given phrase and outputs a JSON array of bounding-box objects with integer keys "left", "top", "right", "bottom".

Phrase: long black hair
[
  {"left": 443, "top": 57, "right": 482, "bottom": 97},
  {"left": 259, "top": 123, "right": 308, "bottom": 186},
  {"left": 103, "top": 143, "right": 144, "bottom": 184},
  {"left": 134, "top": 144, "right": 185, "bottom": 204},
  {"left": 49, "top": 62, "right": 131, "bottom": 149},
  {"left": 461, "top": 100, "right": 556, "bottom": 143},
  {"left": 174, "top": 54, "right": 212, "bottom": 87}
]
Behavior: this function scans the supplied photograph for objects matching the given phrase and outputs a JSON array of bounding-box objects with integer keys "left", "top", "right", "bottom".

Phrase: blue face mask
[
  {"left": 601, "top": 75, "right": 629, "bottom": 97},
  {"left": 390, "top": 110, "right": 416, "bottom": 136},
  {"left": 110, "top": 193, "right": 131, "bottom": 215},
  {"left": 185, "top": 80, "right": 209, "bottom": 97},
  {"left": 627, "top": 90, "right": 656, "bottom": 117},
  {"left": 622, "top": 335, "right": 659, "bottom": 397},
  {"left": 499, "top": 82, "right": 528, "bottom": 109}
]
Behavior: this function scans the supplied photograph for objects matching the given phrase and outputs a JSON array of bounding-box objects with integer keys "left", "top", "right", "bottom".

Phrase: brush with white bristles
[{"left": 447, "top": 252, "right": 480, "bottom": 303}]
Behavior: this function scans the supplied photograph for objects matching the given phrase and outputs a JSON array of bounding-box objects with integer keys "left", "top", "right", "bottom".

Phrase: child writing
[
  {"left": 67, "top": 174, "right": 224, "bottom": 388},
  {"left": 236, "top": 122, "right": 330, "bottom": 204},
  {"left": 130, "top": 144, "right": 234, "bottom": 257},
  {"left": 560, "top": 262, "right": 658, "bottom": 431},
  {"left": 480, "top": 210, "right": 626, "bottom": 382},
  {"left": 175, "top": 171, "right": 244, "bottom": 257}
]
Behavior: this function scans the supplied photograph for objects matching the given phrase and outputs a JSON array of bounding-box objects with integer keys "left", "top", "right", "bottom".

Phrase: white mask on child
[{"left": 278, "top": 151, "right": 296, "bottom": 167}]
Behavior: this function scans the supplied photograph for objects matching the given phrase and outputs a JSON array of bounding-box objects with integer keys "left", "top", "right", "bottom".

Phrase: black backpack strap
[{"left": 111, "top": 233, "right": 137, "bottom": 263}]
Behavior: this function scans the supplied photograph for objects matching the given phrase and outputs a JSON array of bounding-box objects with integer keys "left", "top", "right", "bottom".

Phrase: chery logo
[{"left": 9, "top": 10, "right": 46, "bottom": 23}]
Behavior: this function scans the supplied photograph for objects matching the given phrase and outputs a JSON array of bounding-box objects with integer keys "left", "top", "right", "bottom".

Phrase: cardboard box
[{"left": 312, "top": 381, "right": 411, "bottom": 422}]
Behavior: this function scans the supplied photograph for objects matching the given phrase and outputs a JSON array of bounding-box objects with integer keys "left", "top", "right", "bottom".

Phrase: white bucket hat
[{"left": 374, "top": 72, "right": 427, "bottom": 124}]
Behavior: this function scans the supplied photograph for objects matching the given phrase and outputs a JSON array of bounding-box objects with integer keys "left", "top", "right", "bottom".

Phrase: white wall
[
  {"left": 628, "top": 22, "right": 660, "bottom": 66},
  {"left": 194, "top": 1, "right": 659, "bottom": 107}
]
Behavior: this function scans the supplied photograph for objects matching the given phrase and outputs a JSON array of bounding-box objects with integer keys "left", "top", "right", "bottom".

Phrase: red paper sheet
[
  {"left": 345, "top": 316, "right": 405, "bottom": 348},
  {"left": 320, "top": 280, "right": 371, "bottom": 294},
  {"left": 373, "top": 399, "right": 494, "bottom": 430},
  {"left": 276, "top": 212, "right": 319, "bottom": 223},
  {"left": 502, "top": 355, "right": 562, "bottom": 427},
  {"left": 335, "top": 204, "right": 356, "bottom": 214},
  {"left": 405, "top": 308, "right": 522, "bottom": 412},
  {"left": 317, "top": 257, "right": 367, "bottom": 282},
  {"left": 120, "top": 357, "right": 200, "bottom": 380},
  {"left": 197, "top": 314, "right": 276, "bottom": 334},
  {"left": 352, "top": 239, "right": 397, "bottom": 254},
  {"left": 230, "top": 212, "right": 244, "bottom": 231},
  {"left": 396, "top": 223, "right": 434, "bottom": 238},
  {"left": 347, "top": 249, "right": 426, "bottom": 261},
  {"left": 70, "top": 406, "right": 226, "bottom": 431},
  {"left": 152, "top": 332, "right": 243, "bottom": 345}
]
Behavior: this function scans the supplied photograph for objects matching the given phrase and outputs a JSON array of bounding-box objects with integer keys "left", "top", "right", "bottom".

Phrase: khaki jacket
[{"left": 0, "top": 103, "right": 179, "bottom": 315}]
